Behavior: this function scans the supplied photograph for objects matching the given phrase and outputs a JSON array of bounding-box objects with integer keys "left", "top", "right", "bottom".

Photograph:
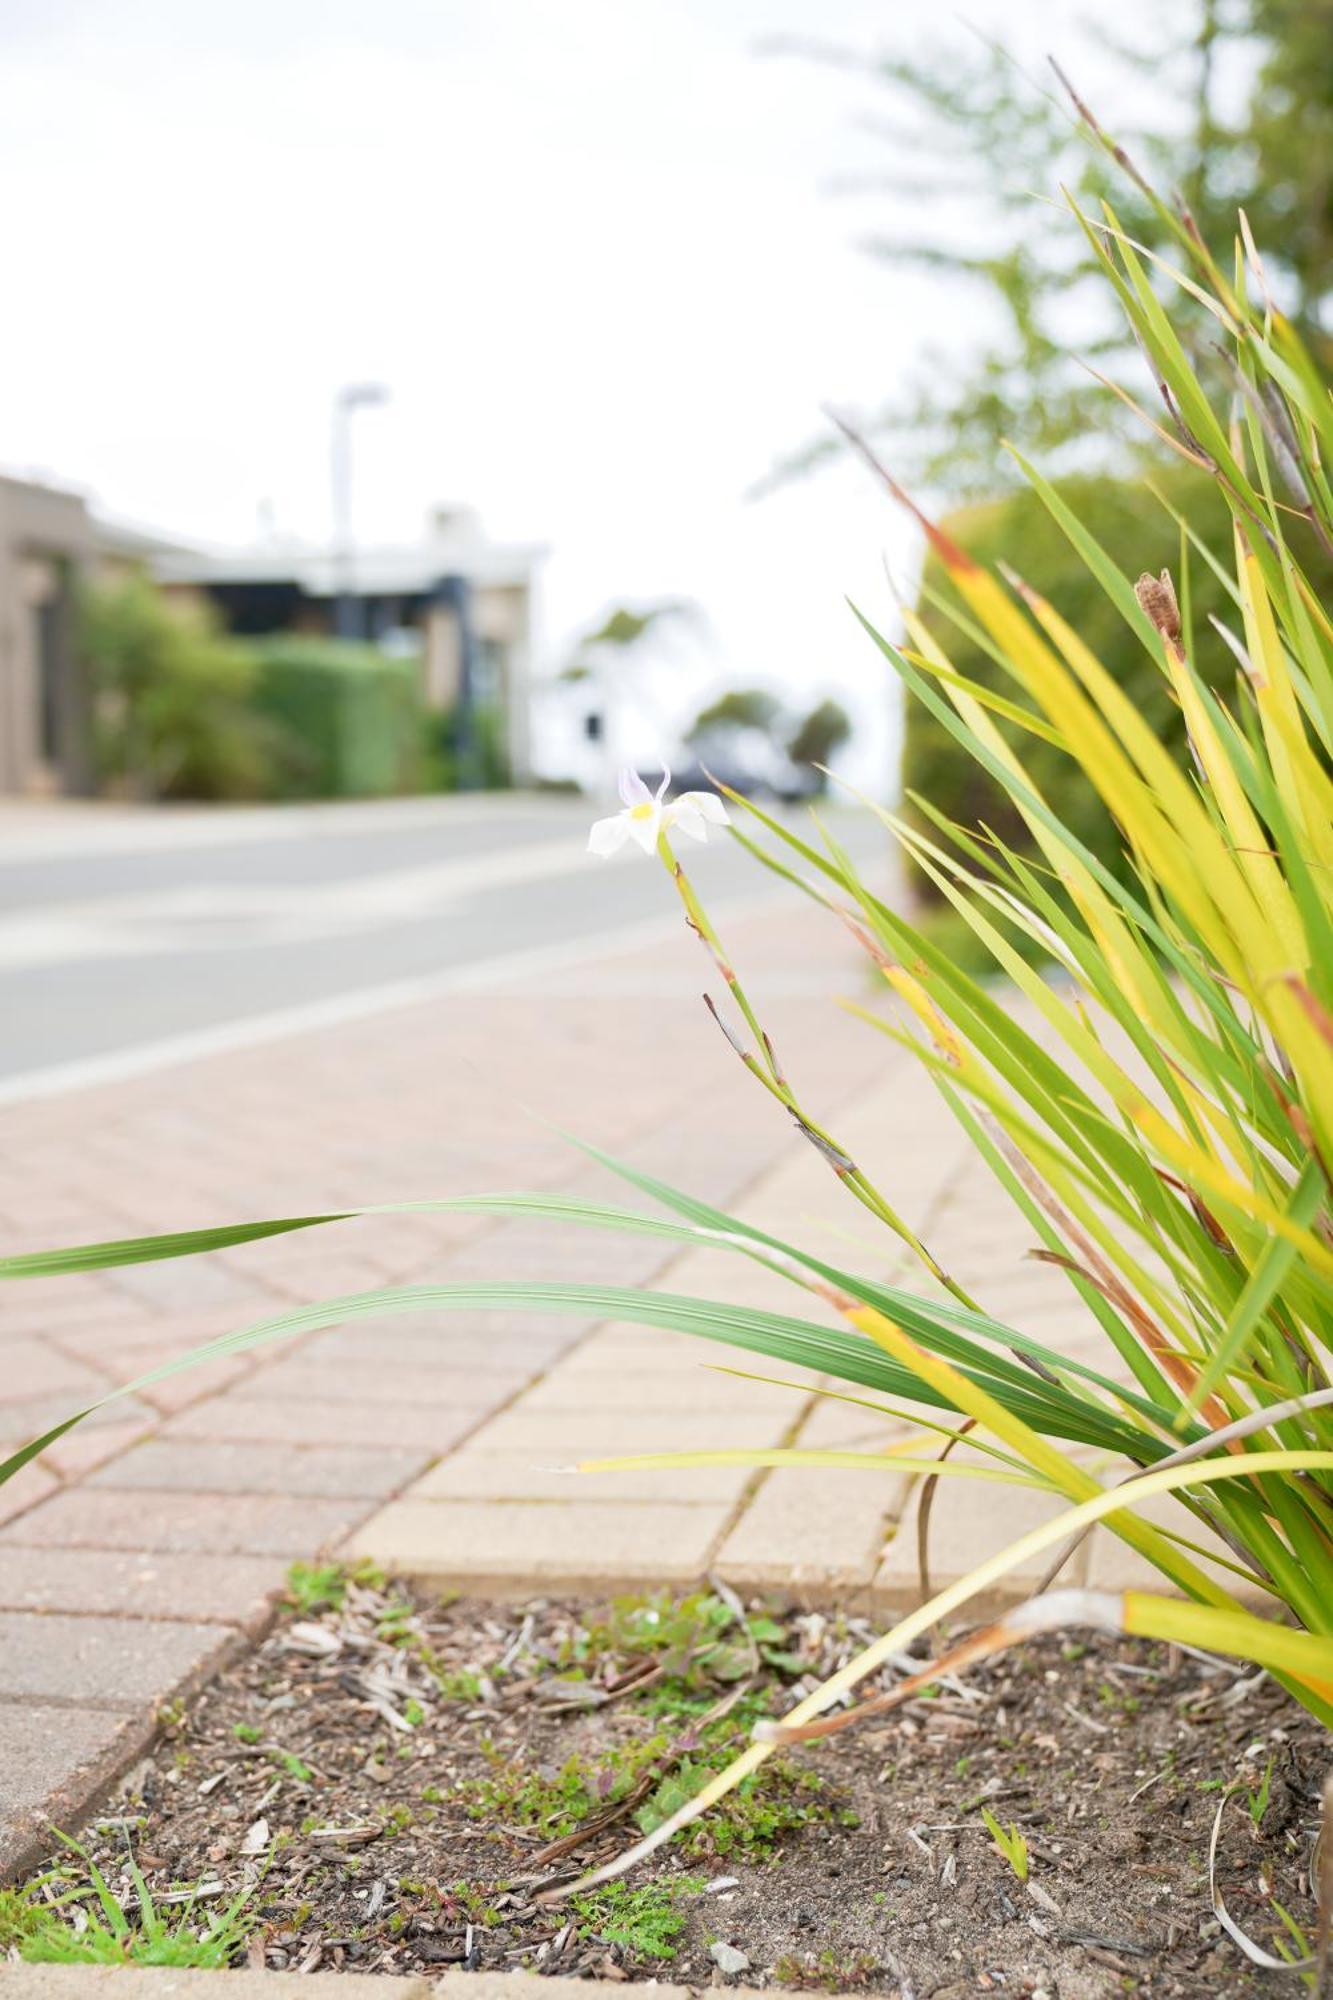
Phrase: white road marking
[
  {"left": 0, "top": 792, "right": 574, "bottom": 864},
  {"left": 0, "top": 888, "right": 789, "bottom": 1108},
  {"left": 0, "top": 837, "right": 599, "bottom": 968}
]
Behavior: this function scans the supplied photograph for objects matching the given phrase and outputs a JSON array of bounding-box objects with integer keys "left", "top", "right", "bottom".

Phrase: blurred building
[
  {"left": 0, "top": 488, "right": 544, "bottom": 796},
  {"left": 156, "top": 508, "right": 544, "bottom": 784},
  {"left": 0, "top": 475, "right": 178, "bottom": 798}
]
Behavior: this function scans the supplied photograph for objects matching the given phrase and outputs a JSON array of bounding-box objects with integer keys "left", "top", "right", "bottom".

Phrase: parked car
[{"left": 664, "top": 726, "right": 822, "bottom": 805}]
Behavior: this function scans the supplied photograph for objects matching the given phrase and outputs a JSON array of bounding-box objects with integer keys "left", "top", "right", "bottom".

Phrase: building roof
[
  {"left": 0, "top": 470, "right": 194, "bottom": 561},
  {"left": 154, "top": 508, "right": 545, "bottom": 597},
  {"left": 92, "top": 512, "right": 195, "bottom": 562}
]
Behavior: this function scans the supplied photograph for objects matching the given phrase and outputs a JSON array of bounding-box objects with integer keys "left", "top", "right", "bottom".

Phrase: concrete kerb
[{"left": 0, "top": 1971, "right": 834, "bottom": 1998}]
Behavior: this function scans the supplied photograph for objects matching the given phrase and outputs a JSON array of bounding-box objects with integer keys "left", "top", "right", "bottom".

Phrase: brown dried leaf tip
[{"left": 1134, "top": 568, "right": 1181, "bottom": 645}]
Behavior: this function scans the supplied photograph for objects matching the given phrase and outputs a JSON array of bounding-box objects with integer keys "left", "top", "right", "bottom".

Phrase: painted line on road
[
  {"left": 0, "top": 889, "right": 792, "bottom": 1109},
  {"left": 0, "top": 792, "right": 577, "bottom": 865},
  {"left": 0, "top": 836, "right": 598, "bottom": 970}
]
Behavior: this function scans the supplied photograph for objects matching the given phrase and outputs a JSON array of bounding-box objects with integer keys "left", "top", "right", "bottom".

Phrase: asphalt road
[{"left": 0, "top": 794, "right": 892, "bottom": 1085}]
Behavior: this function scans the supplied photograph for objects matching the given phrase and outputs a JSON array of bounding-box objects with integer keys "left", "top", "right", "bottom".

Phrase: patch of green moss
[
  {"left": 457, "top": 1744, "right": 661, "bottom": 1839},
  {"left": 570, "top": 1874, "right": 706, "bottom": 1962},
  {"left": 637, "top": 1755, "right": 858, "bottom": 1859},
  {"left": 457, "top": 1710, "right": 851, "bottom": 1863}
]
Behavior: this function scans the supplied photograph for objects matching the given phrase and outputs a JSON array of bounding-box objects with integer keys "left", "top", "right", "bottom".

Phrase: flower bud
[{"left": 1134, "top": 567, "right": 1181, "bottom": 645}]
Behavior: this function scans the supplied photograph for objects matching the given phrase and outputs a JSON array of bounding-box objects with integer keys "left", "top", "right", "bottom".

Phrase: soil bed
[{"left": 13, "top": 1569, "right": 1328, "bottom": 1996}]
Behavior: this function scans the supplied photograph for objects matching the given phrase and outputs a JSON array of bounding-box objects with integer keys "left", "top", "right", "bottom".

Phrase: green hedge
[
  {"left": 250, "top": 637, "right": 426, "bottom": 799},
  {"left": 904, "top": 466, "right": 1333, "bottom": 898}
]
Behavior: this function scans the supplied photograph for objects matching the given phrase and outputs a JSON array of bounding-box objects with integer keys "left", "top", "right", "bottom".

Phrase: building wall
[
  {"left": 0, "top": 478, "right": 96, "bottom": 796},
  {"left": 474, "top": 580, "right": 533, "bottom": 783}
]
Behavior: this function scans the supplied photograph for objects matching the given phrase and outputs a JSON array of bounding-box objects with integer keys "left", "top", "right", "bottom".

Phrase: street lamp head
[{"left": 337, "top": 381, "right": 390, "bottom": 412}]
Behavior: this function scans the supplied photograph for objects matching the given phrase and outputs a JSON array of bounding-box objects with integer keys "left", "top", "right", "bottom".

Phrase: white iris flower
[{"left": 587, "top": 768, "right": 731, "bottom": 858}]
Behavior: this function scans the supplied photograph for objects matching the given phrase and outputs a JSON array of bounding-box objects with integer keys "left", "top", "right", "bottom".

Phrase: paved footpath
[{"left": 0, "top": 873, "right": 1192, "bottom": 1879}]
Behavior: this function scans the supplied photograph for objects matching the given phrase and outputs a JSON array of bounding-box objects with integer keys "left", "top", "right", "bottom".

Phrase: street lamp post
[{"left": 331, "top": 382, "right": 389, "bottom": 640}]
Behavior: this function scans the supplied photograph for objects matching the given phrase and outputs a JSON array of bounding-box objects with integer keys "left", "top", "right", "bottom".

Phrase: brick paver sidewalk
[
  {"left": 0, "top": 888, "right": 893, "bottom": 1870},
  {"left": 0, "top": 876, "right": 1206, "bottom": 1879}
]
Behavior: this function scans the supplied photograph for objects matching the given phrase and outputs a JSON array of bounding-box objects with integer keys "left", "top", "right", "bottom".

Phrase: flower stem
[{"left": 657, "top": 834, "right": 979, "bottom": 1308}]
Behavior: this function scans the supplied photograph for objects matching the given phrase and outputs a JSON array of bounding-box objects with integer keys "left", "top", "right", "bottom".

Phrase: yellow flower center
[{"left": 629, "top": 802, "right": 656, "bottom": 821}]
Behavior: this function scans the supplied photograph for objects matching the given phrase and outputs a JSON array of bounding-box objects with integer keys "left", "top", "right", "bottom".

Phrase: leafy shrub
[
  {"left": 249, "top": 636, "right": 425, "bottom": 799},
  {"left": 905, "top": 466, "right": 1333, "bottom": 902},
  {"left": 81, "top": 574, "right": 278, "bottom": 801}
]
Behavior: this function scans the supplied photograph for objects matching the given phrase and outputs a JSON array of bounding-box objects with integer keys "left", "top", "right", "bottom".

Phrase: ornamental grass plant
[{"left": 5, "top": 98, "right": 1333, "bottom": 1951}]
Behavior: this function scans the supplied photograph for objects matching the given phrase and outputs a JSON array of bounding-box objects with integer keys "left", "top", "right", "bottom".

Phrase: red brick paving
[
  {"left": 0, "top": 1612, "right": 236, "bottom": 1707},
  {"left": 0, "top": 1704, "right": 156, "bottom": 1878},
  {"left": 0, "top": 1547, "right": 283, "bottom": 1632},
  {"left": 0, "top": 893, "right": 894, "bottom": 1872}
]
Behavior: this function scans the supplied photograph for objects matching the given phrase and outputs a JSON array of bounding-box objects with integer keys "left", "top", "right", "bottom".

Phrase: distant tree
[
  {"left": 1234, "top": 0, "right": 1333, "bottom": 322},
  {"left": 561, "top": 599, "right": 702, "bottom": 682},
  {"left": 685, "top": 685, "right": 852, "bottom": 791},
  {"left": 787, "top": 697, "right": 852, "bottom": 775},
  {"left": 687, "top": 687, "right": 783, "bottom": 739},
  {"left": 765, "top": 1, "right": 1333, "bottom": 499},
  {"left": 560, "top": 598, "right": 705, "bottom": 784}
]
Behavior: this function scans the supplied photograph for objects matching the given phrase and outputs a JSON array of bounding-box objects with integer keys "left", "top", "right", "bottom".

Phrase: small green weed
[
  {"left": 1247, "top": 1760, "right": 1275, "bottom": 1829},
  {"left": 0, "top": 1885, "right": 68, "bottom": 1956},
  {"left": 284, "top": 1559, "right": 384, "bottom": 1614},
  {"left": 15, "top": 1832, "right": 256, "bottom": 1967},
  {"left": 572, "top": 1591, "right": 805, "bottom": 1688},
  {"left": 1268, "top": 1899, "right": 1312, "bottom": 1965},
  {"left": 772, "top": 1948, "right": 882, "bottom": 1991},
  {"left": 435, "top": 1667, "right": 484, "bottom": 1702},
  {"left": 980, "top": 1808, "right": 1029, "bottom": 1883},
  {"left": 284, "top": 1562, "right": 349, "bottom": 1614},
  {"left": 441, "top": 1880, "right": 508, "bottom": 1927},
  {"left": 570, "top": 1874, "right": 705, "bottom": 1963}
]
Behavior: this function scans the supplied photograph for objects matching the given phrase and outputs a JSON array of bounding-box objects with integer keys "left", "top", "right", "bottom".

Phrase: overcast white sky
[{"left": 2, "top": 0, "right": 1117, "bottom": 785}]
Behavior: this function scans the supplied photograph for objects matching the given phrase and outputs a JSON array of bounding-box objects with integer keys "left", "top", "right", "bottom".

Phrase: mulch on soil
[{"left": 15, "top": 1568, "right": 1329, "bottom": 1997}]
